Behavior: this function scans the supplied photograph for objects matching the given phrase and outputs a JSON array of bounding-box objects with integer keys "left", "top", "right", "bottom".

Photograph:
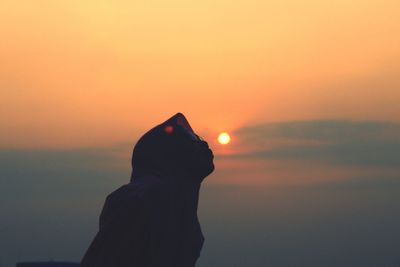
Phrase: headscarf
[{"left": 130, "top": 112, "right": 214, "bottom": 184}]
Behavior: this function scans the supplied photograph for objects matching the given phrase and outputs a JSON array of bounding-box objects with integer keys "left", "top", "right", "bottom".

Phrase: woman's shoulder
[{"left": 121, "top": 174, "right": 179, "bottom": 204}]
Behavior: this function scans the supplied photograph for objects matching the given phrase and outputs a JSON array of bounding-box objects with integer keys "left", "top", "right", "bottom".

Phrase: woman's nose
[{"left": 199, "top": 140, "right": 209, "bottom": 148}]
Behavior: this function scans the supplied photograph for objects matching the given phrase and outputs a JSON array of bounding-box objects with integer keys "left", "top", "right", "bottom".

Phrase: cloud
[{"left": 228, "top": 120, "right": 400, "bottom": 169}]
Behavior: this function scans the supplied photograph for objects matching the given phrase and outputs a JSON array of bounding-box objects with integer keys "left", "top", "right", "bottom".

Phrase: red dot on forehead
[{"left": 164, "top": 125, "right": 174, "bottom": 134}]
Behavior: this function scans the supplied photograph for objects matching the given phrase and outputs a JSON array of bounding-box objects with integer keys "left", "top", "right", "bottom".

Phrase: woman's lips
[{"left": 208, "top": 149, "right": 214, "bottom": 159}]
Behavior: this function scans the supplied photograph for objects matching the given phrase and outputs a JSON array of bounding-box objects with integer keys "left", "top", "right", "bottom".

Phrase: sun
[{"left": 218, "top": 132, "right": 231, "bottom": 145}]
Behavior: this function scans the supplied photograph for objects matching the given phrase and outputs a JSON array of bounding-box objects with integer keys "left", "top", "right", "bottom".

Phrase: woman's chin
[{"left": 199, "top": 161, "right": 215, "bottom": 180}]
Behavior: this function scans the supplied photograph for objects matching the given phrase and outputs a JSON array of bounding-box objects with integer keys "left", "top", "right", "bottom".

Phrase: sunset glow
[
  {"left": 1, "top": 1, "right": 400, "bottom": 266},
  {"left": 1, "top": 0, "right": 399, "bottom": 149}
]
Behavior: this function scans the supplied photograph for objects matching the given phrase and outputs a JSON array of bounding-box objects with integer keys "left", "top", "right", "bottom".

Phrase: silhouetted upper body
[{"left": 81, "top": 113, "right": 215, "bottom": 267}]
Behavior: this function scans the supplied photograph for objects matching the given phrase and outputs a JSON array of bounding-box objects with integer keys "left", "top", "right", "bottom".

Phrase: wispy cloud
[{"left": 226, "top": 120, "right": 400, "bottom": 169}]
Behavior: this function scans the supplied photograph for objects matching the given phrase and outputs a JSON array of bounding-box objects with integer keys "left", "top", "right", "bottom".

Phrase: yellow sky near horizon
[{"left": 1, "top": 0, "right": 399, "bottom": 148}]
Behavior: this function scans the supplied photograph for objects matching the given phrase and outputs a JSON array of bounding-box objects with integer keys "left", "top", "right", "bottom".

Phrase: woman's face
[{"left": 172, "top": 126, "right": 215, "bottom": 180}]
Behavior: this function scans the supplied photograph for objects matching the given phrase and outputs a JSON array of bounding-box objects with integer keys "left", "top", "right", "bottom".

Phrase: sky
[{"left": 0, "top": 1, "right": 400, "bottom": 266}]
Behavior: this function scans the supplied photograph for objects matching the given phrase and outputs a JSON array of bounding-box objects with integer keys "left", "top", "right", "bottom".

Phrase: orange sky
[{"left": 1, "top": 0, "right": 399, "bottom": 148}]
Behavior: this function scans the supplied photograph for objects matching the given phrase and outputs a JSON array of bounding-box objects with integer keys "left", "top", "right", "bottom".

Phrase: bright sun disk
[{"left": 218, "top": 132, "right": 231, "bottom": 145}]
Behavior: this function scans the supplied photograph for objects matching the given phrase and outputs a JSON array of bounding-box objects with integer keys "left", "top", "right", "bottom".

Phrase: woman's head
[{"left": 131, "top": 113, "right": 214, "bottom": 183}]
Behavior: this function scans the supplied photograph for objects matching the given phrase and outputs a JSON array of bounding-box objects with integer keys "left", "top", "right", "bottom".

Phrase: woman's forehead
[
  {"left": 160, "top": 112, "right": 199, "bottom": 141},
  {"left": 175, "top": 114, "right": 194, "bottom": 133},
  {"left": 171, "top": 124, "right": 199, "bottom": 141}
]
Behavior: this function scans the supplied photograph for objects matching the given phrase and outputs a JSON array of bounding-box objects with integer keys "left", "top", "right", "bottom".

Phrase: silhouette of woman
[{"left": 81, "top": 113, "right": 215, "bottom": 267}]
